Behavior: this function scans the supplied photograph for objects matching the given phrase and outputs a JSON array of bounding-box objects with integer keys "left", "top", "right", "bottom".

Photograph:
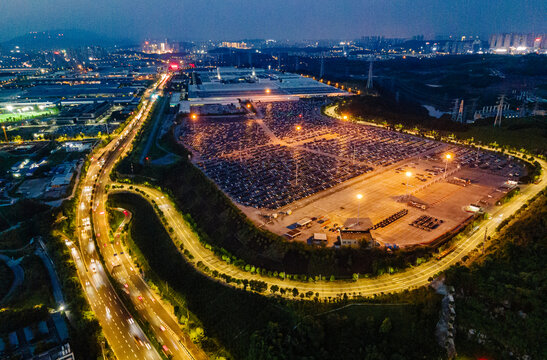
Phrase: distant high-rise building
[{"left": 489, "top": 33, "right": 546, "bottom": 54}]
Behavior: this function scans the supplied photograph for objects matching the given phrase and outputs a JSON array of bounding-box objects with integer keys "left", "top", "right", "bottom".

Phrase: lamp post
[
  {"left": 444, "top": 153, "right": 452, "bottom": 178},
  {"left": 295, "top": 125, "right": 301, "bottom": 185},
  {"left": 356, "top": 193, "right": 363, "bottom": 224},
  {"left": 190, "top": 113, "right": 197, "bottom": 132},
  {"left": 405, "top": 171, "right": 412, "bottom": 199},
  {"left": 405, "top": 171, "right": 412, "bottom": 187}
]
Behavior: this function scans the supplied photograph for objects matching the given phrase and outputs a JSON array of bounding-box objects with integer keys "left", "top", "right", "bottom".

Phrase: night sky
[{"left": 0, "top": 0, "right": 546, "bottom": 41}]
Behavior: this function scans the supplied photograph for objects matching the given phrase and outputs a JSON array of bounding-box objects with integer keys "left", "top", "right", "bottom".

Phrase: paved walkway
[
  {"left": 0, "top": 253, "right": 24, "bottom": 304},
  {"left": 35, "top": 239, "right": 65, "bottom": 307}
]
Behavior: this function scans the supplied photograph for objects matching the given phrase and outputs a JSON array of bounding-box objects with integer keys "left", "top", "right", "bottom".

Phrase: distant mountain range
[{"left": 1, "top": 29, "right": 134, "bottom": 50}]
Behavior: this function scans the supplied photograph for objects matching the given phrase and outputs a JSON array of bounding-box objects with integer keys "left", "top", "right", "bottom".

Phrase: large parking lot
[{"left": 176, "top": 99, "right": 526, "bottom": 247}]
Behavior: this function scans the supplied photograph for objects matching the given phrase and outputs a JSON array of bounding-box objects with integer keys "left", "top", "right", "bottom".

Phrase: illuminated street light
[
  {"left": 444, "top": 153, "right": 453, "bottom": 178},
  {"left": 295, "top": 125, "right": 301, "bottom": 185},
  {"left": 342, "top": 115, "right": 348, "bottom": 120},
  {"left": 190, "top": 113, "right": 198, "bottom": 132},
  {"left": 405, "top": 171, "right": 412, "bottom": 188},
  {"left": 265, "top": 88, "right": 271, "bottom": 94}
]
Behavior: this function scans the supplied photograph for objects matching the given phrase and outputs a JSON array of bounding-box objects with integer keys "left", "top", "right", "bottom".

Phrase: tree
[{"left": 379, "top": 317, "right": 392, "bottom": 334}]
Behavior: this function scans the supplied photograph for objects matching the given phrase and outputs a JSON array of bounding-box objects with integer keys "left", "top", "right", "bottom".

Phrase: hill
[{"left": 2, "top": 29, "right": 131, "bottom": 50}]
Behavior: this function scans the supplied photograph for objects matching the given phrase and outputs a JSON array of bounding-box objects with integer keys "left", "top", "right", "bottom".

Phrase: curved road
[{"left": 111, "top": 153, "right": 545, "bottom": 298}]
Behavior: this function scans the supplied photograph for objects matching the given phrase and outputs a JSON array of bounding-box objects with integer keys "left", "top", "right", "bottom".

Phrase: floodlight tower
[
  {"left": 494, "top": 95, "right": 505, "bottom": 127},
  {"left": 319, "top": 53, "right": 325, "bottom": 78},
  {"left": 451, "top": 99, "right": 460, "bottom": 121},
  {"left": 456, "top": 99, "right": 464, "bottom": 123},
  {"left": 295, "top": 125, "right": 302, "bottom": 185},
  {"left": 366, "top": 60, "right": 374, "bottom": 90}
]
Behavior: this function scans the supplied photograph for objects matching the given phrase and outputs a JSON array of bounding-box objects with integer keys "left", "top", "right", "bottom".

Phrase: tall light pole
[
  {"left": 2, "top": 126, "right": 7, "bottom": 142},
  {"left": 405, "top": 171, "right": 412, "bottom": 199},
  {"left": 190, "top": 113, "right": 197, "bottom": 132},
  {"left": 405, "top": 171, "right": 412, "bottom": 187},
  {"left": 295, "top": 125, "right": 301, "bottom": 185},
  {"left": 444, "top": 153, "right": 452, "bottom": 178},
  {"left": 356, "top": 193, "right": 363, "bottom": 224}
]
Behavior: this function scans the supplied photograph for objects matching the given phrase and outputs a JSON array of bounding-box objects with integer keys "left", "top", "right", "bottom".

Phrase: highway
[
  {"left": 112, "top": 153, "right": 546, "bottom": 298},
  {"left": 70, "top": 73, "right": 206, "bottom": 360}
]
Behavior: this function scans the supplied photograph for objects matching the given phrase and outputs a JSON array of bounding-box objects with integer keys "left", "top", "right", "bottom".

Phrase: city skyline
[{"left": 1, "top": 0, "right": 546, "bottom": 42}]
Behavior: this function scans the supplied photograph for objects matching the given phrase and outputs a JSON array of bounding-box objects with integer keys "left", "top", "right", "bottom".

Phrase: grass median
[{"left": 107, "top": 191, "right": 444, "bottom": 359}]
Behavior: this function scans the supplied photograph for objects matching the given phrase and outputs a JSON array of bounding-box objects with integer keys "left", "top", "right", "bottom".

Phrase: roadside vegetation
[
  {"left": 335, "top": 92, "right": 467, "bottom": 132},
  {"left": 453, "top": 116, "right": 547, "bottom": 155},
  {"left": 445, "top": 188, "right": 547, "bottom": 359},
  {"left": 0, "top": 260, "right": 14, "bottom": 300},
  {"left": 108, "top": 192, "right": 444, "bottom": 360}
]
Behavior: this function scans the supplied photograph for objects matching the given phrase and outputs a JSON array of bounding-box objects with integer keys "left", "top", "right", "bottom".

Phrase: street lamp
[
  {"left": 295, "top": 125, "right": 301, "bottom": 185},
  {"left": 190, "top": 113, "right": 197, "bottom": 131},
  {"left": 265, "top": 88, "right": 271, "bottom": 94},
  {"left": 356, "top": 193, "right": 363, "bottom": 224},
  {"left": 403, "top": 171, "right": 412, "bottom": 200},
  {"left": 444, "top": 153, "right": 452, "bottom": 178},
  {"left": 405, "top": 171, "right": 412, "bottom": 185},
  {"left": 342, "top": 115, "right": 348, "bottom": 120}
]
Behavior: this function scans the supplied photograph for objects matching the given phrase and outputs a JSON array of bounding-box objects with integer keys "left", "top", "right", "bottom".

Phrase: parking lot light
[
  {"left": 295, "top": 125, "right": 302, "bottom": 184},
  {"left": 405, "top": 171, "right": 412, "bottom": 189},
  {"left": 444, "top": 154, "right": 453, "bottom": 177}
]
